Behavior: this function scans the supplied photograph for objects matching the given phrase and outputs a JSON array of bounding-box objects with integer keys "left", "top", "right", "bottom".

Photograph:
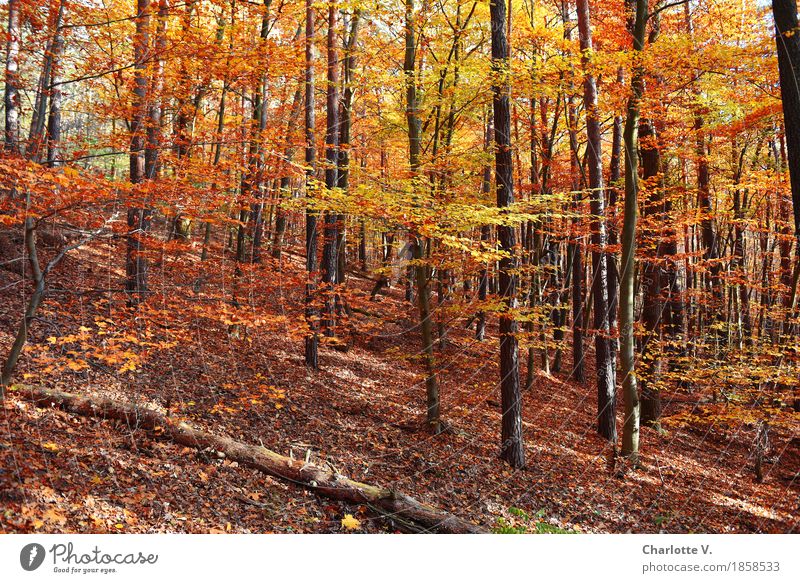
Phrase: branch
[{"left": 647, "top": 0, "right": 690, "bottom": 22}]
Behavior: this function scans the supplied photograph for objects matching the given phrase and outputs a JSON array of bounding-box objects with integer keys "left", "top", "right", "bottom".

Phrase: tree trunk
[
  {"left": 576, "top": 0, "right": 616, "bottom": 443},
  {"left": 17, "top": 385, "right": 485, "bottom": 533},
  {"left": 731, "top": 141, "right": 753, "bottom": 345},
  {"left": 476, "top": 120, "right": 493, "bottom": 342},
  {"left": 1, "top": 219, "right": 44, "bottom": 394},
  {"left": 127, "top": 0, "right": 152, "bottom": 306},
  {"left": 304, "top": 0, "right": 319, "bottom": 369},
  {"left": 244, "top": 2, "right": 272, "bottom": 265},
  {"left": 773, "top": 0, "right": 800, "bottom": 242},
  {"left": 563, "top": 9, "right": 585, "bottom": 386},
  {"left": 620, "top": 0, "right": 648, "bottom": 465},
  {"left": 608, "top": 77, "right": 623, "bottom": 334},
  {"left": 145, "top": 0, "right": 167, "bottom": 180},
  {"left": 29, "top": 0, "right": 66, "bottom": 162},
  {"left": 491, "top": 0, "right": 525, "bottom": 469},
  {"left": 405, "top": 0, "right": 440, "bottom": 433},
  {"left": 321, "top": 0, "right": 340, "bottom": 337},
  {"left": 638, "top": 119, "right": 663, "bottom": 428},
  {"left": 45, "top": 10, "right": 66, "bottom": 169},
  {"left": 4, "top": 0, "right": 20, "bottom": 154},
  {"left": 272, "top": 86, "right": 303, "bottom": 260},
  {"left": 335, "top": 10, "right": 361, "bottom": 285}
]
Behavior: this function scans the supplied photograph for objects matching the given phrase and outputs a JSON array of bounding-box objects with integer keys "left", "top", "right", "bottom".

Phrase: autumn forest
[{"left": 0, "top": 0, "right": 798, "bottom": 534}]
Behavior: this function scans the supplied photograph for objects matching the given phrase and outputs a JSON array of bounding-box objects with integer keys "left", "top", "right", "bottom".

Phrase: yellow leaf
[
  {"left": 341, "top": 514, "right": 361, "bottom": 530},
  {"left": 43, "top": 508, "right": 67, "bottom": 526},
  {"left": 66, "top": 360, "right": 88, "bottom": 372},
  {"left": 118, "top": 361, "right": 137, "bottom": 374},
  {"left": 42, "top": 442, "right": 60, "bottom": 453}
]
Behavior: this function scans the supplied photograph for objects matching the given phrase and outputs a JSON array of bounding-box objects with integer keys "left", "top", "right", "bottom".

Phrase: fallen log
[{"left": 14, "top": 385, "right": 484, "bottom": 534}]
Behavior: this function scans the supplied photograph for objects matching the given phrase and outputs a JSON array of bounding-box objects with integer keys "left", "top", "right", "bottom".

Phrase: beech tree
[
  {"left": 773, "top": 0, "right": 800, "bottom": 305},
  {"left": 405, "top": 0, "right": 440, "bottom": 433},
  {"left": 4, "top": 0, "right": 20, "bottom": 153},
  {"left": 491, "top": 0, "right": 524, "bottom": 468},
  {"left": 576, "top": 0, "right": 616, "bottom": 442},
  {"left": 305, "top": 0, "right": 319, "bottom": 369},
  {"left": 126, "top": 0, "right": 152, "bottom": 305},
  {"left": 321, "top": 0, "right": 339, "bottom": 337},
  {"left": 620, "top": 0, "right": 648, "bottom": 465}
]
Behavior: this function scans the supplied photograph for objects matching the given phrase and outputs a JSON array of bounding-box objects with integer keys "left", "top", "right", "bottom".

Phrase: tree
[
  {"left": 305, "top": 0, "right": 320, "bottom": 368},
  {"left": 29, "top": 0, "right": 66, "bottom": 163},
  {"left": 773, "top": 0, "right": 800, "bottom": 323},
  {"left": 321, "top": 0, "right": 340, "bottom": 337},
  {"left": 476, "top": 118, "right": 492, "bottom": 342},
  {"left": 405, "top": 0, "right": 440, "bottom": 433},
  {"left": 639, "top": 119, "right": 664, "bottom": 427},
  {"left": 272, "top": 84, "right": 304, "bottom": 260},
  {"left": 145, "top": 0, "right": 167, "bottom": 181},
  {"left": 126, "top": 0, "right": 152, "bottom": 306},
  {"left": 46, "top": 2, "right": 67, "bottom": 168},
  {"left": 336, "top": 9, "right": 362, "bottom": 282},
  {"left": 491, "top": 0, "right": 525, "bottom": 468},
  {"left": 620, "top": 0, "right": 649, "bottom": 465},
  {"left": 563, "top": 6, "right": 585, "bottom": 386},
  {"left": 4, "top": 0, "right": 20, "bottom": 154},
  {"left": 576, "top": 0, "right": 616, "bottom": 442},
  {"left": 773, "top": 0, "right": 800, "bottom": 241}
]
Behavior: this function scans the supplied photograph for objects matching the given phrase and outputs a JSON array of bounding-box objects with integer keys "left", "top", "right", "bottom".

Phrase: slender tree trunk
[
  {"left": 491, "top": 0, "right": 525, "bottom": 468},
  {"left": 335, "top": 11, "right": 361, "bottom": 285},
  {"left": 608, "top": 69, "right": 624, "bottom": 336},
  {"left": 1, "top": 218, "right": 43, "bottom": 394},
  {"left": 321, "top": 0, "right": 340, "bottom": 337},
  {"left": 4, "top": 0, "right": 21, "bottom": 154},
  {"left": 639, "top": 119, "right": 663, "bottom": 428},
  {"left": 127, "top": 0, "right": 152, "bottom": 306},
  {"left": 200, "top": 30, "right": 232, "bottom": 263},
  {"left": 731, "top": 141, "right": 753, "bottom": 345},
  {"left": 476, "top": 120, "right": 493, "bottom": 342},
  {"left": 29, "top": 1, "right": 66, "bottom": 162},
  {"left": 620, "top": 0, "right": 648, "bottom": 465},
  {"left": 526, "top": 95, "right": 540, "bottom": 384},
  {"left": 145, "top": 0, "right": 167, "bottom": 180},
  {"left": 304, "top": 0, "right": 320, "bottom": 368},
  {"left": 576, "top": 0, "right": 616, "bottom": 442},
  {"left": 272, "top": 86, "right": 303, "bottom": 260},
  {"left": 46, "top": 9, "right": 66, "bottom": 168},
  {"left": 250, "top": 0, "right": 273, "bottom": 264},
  {"left": 405, "top": 0, "right": 440, "bottom": 433},
  {"left": 562, "top": 9, "right": 585, "bottom": 385}
]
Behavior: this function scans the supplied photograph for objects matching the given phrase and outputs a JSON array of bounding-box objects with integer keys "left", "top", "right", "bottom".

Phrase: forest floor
[{"left": 0, "top": 227, "right": 798, "bottom": 533}]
